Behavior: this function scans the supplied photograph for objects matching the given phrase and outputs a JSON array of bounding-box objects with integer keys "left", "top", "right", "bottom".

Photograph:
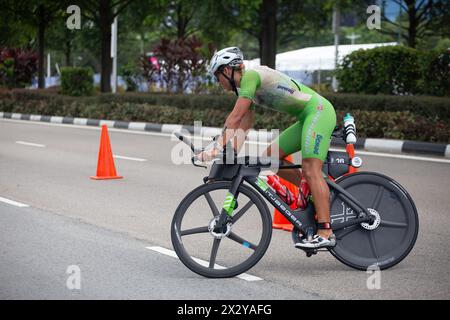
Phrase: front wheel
[
  {"left": 329, "top": 172, "right": 419, "bottom": 270},
  {"left": 171, "top": 181, "right": 272, "bottom": 278}
]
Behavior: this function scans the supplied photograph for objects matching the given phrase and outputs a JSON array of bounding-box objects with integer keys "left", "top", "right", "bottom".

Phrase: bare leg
[
  {"left": 264, "top": 143, "right": 332, "bottom": 238},
  {"left": 302, "top": 158, "right": 332, "bottom": 238}
]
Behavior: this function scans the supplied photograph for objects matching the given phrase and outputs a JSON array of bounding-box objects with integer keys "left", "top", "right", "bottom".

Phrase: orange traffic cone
[
  {"left": 90, "top": 125, "right": 123, "bottom": 180},
  {"left": 272, "top": 155, "right": 298, "bottom": 231}
]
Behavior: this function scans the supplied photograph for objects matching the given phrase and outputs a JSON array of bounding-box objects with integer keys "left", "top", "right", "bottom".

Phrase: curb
[{"left": 1, "top": 111, "right": 449, "bottom": 159}]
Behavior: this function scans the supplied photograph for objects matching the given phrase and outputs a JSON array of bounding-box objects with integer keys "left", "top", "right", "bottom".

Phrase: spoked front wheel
[
  {"left": 329, "top": 172, "right": 419, "bottom": 270},
  {"left": 171, "top": 181, "right": 272, "bottom": 278}
]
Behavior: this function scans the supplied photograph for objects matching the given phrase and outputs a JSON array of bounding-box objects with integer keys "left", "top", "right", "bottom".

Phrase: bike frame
[{"left": 216, "top": 163, "right": 373, "bottom": 234}]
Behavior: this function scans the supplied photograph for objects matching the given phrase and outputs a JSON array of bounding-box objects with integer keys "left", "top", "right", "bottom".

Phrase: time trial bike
[{"left": 171, "top": 126, "right": 419, "bottom": 278}]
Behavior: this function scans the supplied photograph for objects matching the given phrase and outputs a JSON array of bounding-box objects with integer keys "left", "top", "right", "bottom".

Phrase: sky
[{"left": 383, "top": 0, "right": 403, "bottom": 20}]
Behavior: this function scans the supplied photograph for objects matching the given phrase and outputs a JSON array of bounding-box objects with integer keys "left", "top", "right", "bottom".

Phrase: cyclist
[{"left": 198, "top": 47, "right": 337, "bottom": 249}]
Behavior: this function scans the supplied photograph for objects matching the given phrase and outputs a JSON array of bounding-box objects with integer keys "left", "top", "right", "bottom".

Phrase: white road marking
[
  {"left": 113, "top": 155, "right": 147, "bottom": 162},
  {"left": 15, "top": 141, "right": 46, "bottom": 148},
  {"left": 2, "top": 118, "right": 449, "bottom": 164},
  {"left": 0, "top": 196, "right": 30, "bottom": 208},
  {"left": 146, "top": 246, "right": 263, "bottom": 282}
]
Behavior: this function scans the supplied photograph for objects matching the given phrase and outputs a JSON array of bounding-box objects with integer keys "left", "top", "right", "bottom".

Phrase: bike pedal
[{"left": 305, "top": 249, "right": 318, "bottom": 257}]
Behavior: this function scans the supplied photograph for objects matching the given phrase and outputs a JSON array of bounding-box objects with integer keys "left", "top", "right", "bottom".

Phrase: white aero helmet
[{"left": 208, "top": 47, "right": 244, "bottom": 75}]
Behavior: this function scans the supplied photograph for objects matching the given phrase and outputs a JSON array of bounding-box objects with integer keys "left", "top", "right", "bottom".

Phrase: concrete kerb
[{"left": 1, "top": 111, "right": 449, "bottom": 159}]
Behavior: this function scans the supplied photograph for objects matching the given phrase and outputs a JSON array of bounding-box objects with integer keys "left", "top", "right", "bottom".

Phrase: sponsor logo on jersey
[
  {"left": 305, "top": 106, "right": 322, "bottom": 153},
  {"left": 313, "top": 134, "right": 323, "bottom": 155},
  {"left": 276, "top": 85, "right": 294, "bottom": 94}
]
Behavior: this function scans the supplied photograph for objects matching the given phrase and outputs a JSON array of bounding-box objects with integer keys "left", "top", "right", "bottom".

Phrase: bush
[
  {"left": 1, "top": 89, "right": 450, "bottom": 120},
  {"left": 324, "top": 92, "right": 450, "bottom": 120},
  {"left": 337, "top": 45, "right": 450, "bottom": 96},
  {"left": 420, "top": 50, "right": 450, "bottom": 96},
  {"left": 120, "top": 62, "right": 140, "bottom": 92},
  {"left": 0, "top": 89, "right": 449, "bottom": 143},
  {"left": 140, "top": 36, "right": 214, "bottom": 94},
  {"left": 0, "top": 48, "right": 38, "bottom": 88},
  {"left": 60, "top": 67, "right": 94, "bottom": 96}
]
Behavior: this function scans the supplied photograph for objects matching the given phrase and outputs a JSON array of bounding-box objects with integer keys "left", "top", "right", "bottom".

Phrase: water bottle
[
  {"left": 343, "top": 113, "right": 357, "bottom": 144},
  {"left": 267, "top": 175, "right": 295, "bottom": 205},
  {"left": 296, "top": 175, "right": 310, "bottom": 210}
]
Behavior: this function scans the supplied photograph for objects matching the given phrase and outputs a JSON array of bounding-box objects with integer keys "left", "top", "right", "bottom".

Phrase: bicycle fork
[{"left": 214, "top": 175, "right": 243, "bottom": 233}]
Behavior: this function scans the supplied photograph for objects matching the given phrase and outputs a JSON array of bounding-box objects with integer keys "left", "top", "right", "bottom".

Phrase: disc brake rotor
[
  {"left": 208, "top": 217, "right": 233, "bottom": 239},
  {"left": 361, "top": 208, "right": 381, "bottom": 230}
]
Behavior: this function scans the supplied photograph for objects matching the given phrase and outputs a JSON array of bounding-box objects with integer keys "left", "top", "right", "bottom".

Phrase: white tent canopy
[{"left": 244, "top": 42, "right": 398, "bottom": 72}]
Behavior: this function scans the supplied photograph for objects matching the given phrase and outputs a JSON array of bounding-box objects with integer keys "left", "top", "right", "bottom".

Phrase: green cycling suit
[{"left": 238, "top": 66, "right": 336, "bottom": 162}]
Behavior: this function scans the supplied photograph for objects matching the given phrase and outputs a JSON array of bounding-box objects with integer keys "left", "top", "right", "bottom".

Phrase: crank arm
[{"left": 332, "top": 216, "right": 371, "bottom": 231}]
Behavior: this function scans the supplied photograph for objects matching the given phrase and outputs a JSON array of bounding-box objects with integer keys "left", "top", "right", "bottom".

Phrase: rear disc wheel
[{"left": 329, "top": 172, "right": 419, "bottom": 270}]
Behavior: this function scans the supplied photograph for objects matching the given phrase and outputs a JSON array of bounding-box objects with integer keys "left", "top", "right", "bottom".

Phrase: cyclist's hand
[{"left": 198, "top": 148, "right": 219, "bottom": 162}]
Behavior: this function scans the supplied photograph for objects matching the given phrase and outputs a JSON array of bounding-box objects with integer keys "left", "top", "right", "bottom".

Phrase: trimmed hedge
[
  {"left": 337, "top": 46, "right": 450, "bottom": 96},
  {"left": 1, "top": 89, "right": 449, "bottom": 120},
  {"left": 0, "top": 89, "right": 449, "bottom": 143},
  {"left": 60, "top": 67, "right": 94, "bottom": 96}
]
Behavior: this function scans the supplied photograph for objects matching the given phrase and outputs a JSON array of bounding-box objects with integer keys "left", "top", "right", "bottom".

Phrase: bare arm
[
  {"left": 233, "top": 108, "right": 254, "bottom": 153},
  {"left": 216, "top": 97, "right": 253, "bottom": 153}
]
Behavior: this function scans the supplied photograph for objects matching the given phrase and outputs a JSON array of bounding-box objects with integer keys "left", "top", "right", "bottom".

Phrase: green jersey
[
  {"left": 238, "top": 66, "right": 319, "bottom": 116},
  {"left": 238, "top": 65, "right": 337, "bottom": 162}
]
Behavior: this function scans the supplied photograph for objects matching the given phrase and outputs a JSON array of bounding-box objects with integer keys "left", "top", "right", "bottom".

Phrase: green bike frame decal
[
  {"left": 256, "top": 177, "right": 269, "bottom": 192},
  {"left": 222, "top": 192, "right": 236, "bottom": 216}
]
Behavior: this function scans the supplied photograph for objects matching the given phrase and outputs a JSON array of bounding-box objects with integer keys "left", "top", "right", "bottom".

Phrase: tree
[
  {"left": 216, "top": 0, "right": 338, "bottom": 68},
  {"left": 46, "top": 19, "right": 79, "bottom": 67},
  {"left": 381, "top": 0, "right": 450, "bottom": 48},
  {"left": 2, "top": 0, "right": 65, "bottom": 88},
  {"left": 160, "top": 0, "right": 201, "bottom": 40},
  {"left": 220, "top": 0, "right": 275, "bottom": 67},
  {"left": 260, "top": 0, "right": 277, "bottom": 68},
  {"left": 146, "top": 0, "right": 226, "bottom": 41},
  {"left": 80, "top": 0, "right": 135, "bottom": 92},
  {"left": 141, "top": 36, "right": 213, "bottom": 93}
]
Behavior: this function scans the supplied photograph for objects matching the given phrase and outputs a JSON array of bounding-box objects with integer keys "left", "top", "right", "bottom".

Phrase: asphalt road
[
  {"left": 0, "top": 202, "right": 316, "bottom": 299},
  {"left": 1, "top": 118, "right": 449, "bottom": 299}
]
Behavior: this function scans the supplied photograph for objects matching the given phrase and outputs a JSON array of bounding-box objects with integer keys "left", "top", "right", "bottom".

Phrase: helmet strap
[{"left": 220, "top": 68, "right": 239, "bottom": 97}]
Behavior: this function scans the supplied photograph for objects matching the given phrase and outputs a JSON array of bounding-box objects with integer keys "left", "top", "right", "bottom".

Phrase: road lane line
[
  {"left": 146, "top": 246, "right": 263, "bottom": 282},
  {"left": 0, "top": 196, "right": 30, "bottom": 208},
  {"left": 15, "top": 141, "right": 46, "bottom": 148},
  {"left": 113, "top": 155, "right": 147, "bottom": 162},
  {"left": 2, "top": 118, "right": 449, "bottom": 164}
]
